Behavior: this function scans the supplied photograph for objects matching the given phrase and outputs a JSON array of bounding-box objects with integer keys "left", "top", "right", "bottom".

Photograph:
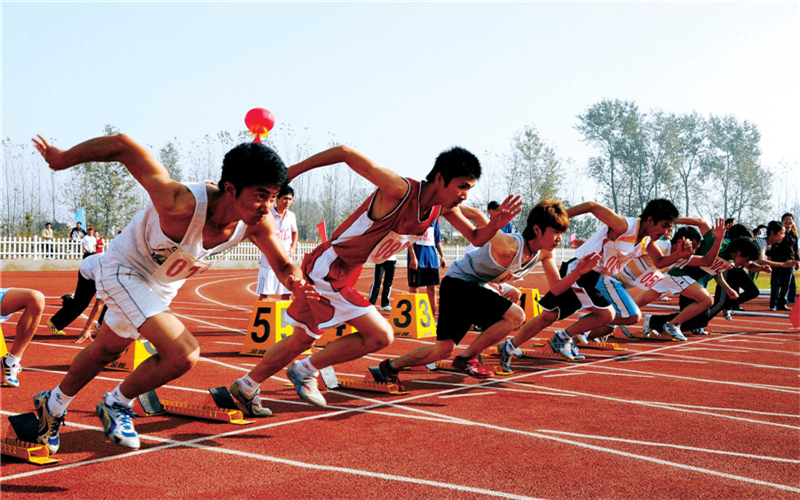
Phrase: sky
[{"left": 2, "top": 1, "right": 798, "bottom": 207}]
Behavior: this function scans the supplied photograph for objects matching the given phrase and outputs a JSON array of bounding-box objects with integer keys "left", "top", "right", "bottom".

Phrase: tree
[
  {"left": 576, "top": 99, "right": 647, "bottom": 214},
  {"left": 158, "top": 140, "right": 182, "bottom": 182},
  {"left": 667, "top": 112, "right": 707, "bottom": 217},
  {"left": 704, "top": 115, "right": 771, "bottom": 222},
  {"left": 63, "top": 125, "right": 142, "bottom": 236},
  {"left": 503, "top": 126, "right": 565, "bottom": 221}
]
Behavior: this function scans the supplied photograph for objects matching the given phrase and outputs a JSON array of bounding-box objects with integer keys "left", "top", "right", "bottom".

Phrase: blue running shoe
[
  {"left": 287, "top": 362, "right": 326, "bottom": 407},
  {"left": 548, "top": 332, "right": 585, "bottom": 362},
  {"left": 33, "top": 391, "right": 66, "bottom": 454},
  {"left": 2, "top": 356, "right": 21, "bottom": 388},
  {"left": 497, "top": 341, "right": 513, "bottom": 374},
  {"left": 575, "top": 333, "right": 589, "bottom": 345},
  {"left": 96, "top": 396, "right": 140, "bottom": 449}
]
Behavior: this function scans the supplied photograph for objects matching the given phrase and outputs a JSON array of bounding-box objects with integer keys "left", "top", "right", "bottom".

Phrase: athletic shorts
[
  {"left": 286, "top": 245, "right": 373, "bottom": 339},
  {"left": 0, "top": 288, "right": 13, "bottom": 323},
  {"left": 94, "top": 264, "right": 175, "bottom": 340},
  {"left": 408, "top": 267, "right": 440, "bottom": 288},
  {"left": 652, "top": 274, "right": 695, "bottom": 296},
  {"left": 256, "top": 265, "right": 290, "bottom": 296},
  {"left": 436, "top": 277, "right": 513, "bottom": 345},
  {"left": 538, "top": 271, "right": 640, "bottom": 321}
]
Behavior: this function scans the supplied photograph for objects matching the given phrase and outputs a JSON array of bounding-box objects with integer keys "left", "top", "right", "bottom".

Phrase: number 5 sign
[
  {"left": 241, "top": 300, "right": 305, "bottom": 356},
  {"left": 518, "top": 288, "right": 542, "bottom": 321},
  {"left": 389, "top": 292, "right": 436, "bottom": 338}
]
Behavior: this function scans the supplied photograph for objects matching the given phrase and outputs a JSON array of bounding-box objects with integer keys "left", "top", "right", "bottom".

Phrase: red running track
[{"left": 1, "top": 269, "right": 798, "bottom": 499}]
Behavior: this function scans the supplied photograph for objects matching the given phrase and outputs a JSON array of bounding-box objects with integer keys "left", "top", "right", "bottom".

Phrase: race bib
[
  {"left": 152, "top": 247, "right": 212, "bottom": 283},
  {"left": 367, "top": 231, "right": 418, "bottom": 264},
  {"left": 633, "top": 268, "right": 664, "bottom": 290},
  {"left": 700, "top": 257, "right": 730, "bottom": 276},
  {"left": 601, "top": 251, "right": 627, "bottom": 276},
  {"left": 416, "top": 226, "right": 436, "bottom": 246}
]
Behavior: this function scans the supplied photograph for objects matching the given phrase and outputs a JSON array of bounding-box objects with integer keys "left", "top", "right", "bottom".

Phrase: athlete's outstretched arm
[
  {"left": 443, "top": 195, "right": 522, "bottom": 247},
  {"left": 288, "top": 146, "right": 408, "bottom": 199},
  {"left": 33, "top": 134, "right": 188, "bottom": 217},
  {"left": 246, "top": 220, "right": 318, "bottom": 301},
  {"left": 677, "top": 217, "right": 712, "bottom": 235},
  {"left": 567, "top": 202, "right": 628, "bottom": 237},
  {"left": 540, "top": 251, "right": 602, "bottom": 296}
]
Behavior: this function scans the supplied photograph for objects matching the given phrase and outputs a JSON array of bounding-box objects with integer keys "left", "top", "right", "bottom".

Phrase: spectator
[
  {"left": 408, "top": 218, "right": 446, "bottom": 314},
  {"left": 81, "top": 227, "right": 97, "bottom": 259},
  {"left": 95, "top": 230, "right": 105, "bottom": 254},
  {"left": 723, "top": 218, "right": 736, "bottom": 238},
  {"left": 488, "top": 201, "right": 514, "bottom": 234},
  {"left": 369, "top": 254, "right": 397, "bottom": 312},
  {"left": 767, "top": 214, "right": 799, "bottom": 310},
  {"left": 69, "top": 221, "right": 86, "bottom": 242},
  {"left": 256, "top": 185, "right": 298, "bottom": 300},
  {"left": 41, "top": 222, "right": 54, "bottom": 258}
]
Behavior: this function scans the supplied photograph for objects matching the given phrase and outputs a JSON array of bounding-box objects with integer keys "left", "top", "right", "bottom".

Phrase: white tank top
[
  {"left": 574, "top": 217, "right": 650, "bottom": 276},
  {"left": 103, "top": 182, "right": 247, "bottom": 293},
  {"left": 447, "top": 233, "right": 540, "bottom": 285}
]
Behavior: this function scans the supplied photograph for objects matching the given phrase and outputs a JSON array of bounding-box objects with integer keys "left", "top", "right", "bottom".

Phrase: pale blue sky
[{"left": 3, "top": 1, "right": 798, "bottom": 202}]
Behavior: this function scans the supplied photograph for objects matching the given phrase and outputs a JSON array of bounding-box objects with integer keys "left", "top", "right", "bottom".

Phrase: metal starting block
[
  {"left": 425, "top": 356, "right": 511, "bottom": 375},
  {"left": 136, "top": 389, "right": 253, "bottom": 425},
  {"left": 577, "top": 341, "right": 626, "bottom": 351},
  {"left": 485, "top": 344, "right": 578, "bottom": 362},
  {"left": 1, "top": 413, "right": 60, "bottom": 465},
  {"left": 320, "top": 366, "right": 408, "bottom": 395}
]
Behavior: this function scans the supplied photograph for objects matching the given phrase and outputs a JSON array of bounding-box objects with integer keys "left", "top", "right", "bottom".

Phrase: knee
[
  {"left": 506, "top": 288, "right": 522, "bottom": 303},
  {"left": 163, "top": 347, "right": 200, "bottom": 377},
  {"left": 597, "top": 308, "right": 615, "bottom": 324},
  {"left": 625, "top": 312, "right": 642, "bottom": 325},
  {"left": 541, "top": 309, "right": 558, "bottom": 324},
  {"left": 366, "top": 325, "right": 394, "bottom": 351},
  {"left": 28, "top": 290, "right": 46, "bottom": 315},
  {"left": 699, "top": 294, "right": 713, "bottom": 309},
  {"left": 506, "top": 304, "right": 525, "bottom": 328},
  {"left": 432, "top": 341, "right": 455, "bottom": 359}
]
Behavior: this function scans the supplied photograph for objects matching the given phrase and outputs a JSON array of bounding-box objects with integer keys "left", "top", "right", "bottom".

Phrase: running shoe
[
  {"left": 2, "top": 356, "right": 21, "bottom": 387},
  {"left": 229, "top": 380, "right": 273, "bottom": 417},
  {"left": 691, "top": 328, "right": 709, "bottom": 335},
  {"left": 33, "top": 391, "right": 66, "bottom": 454},
  {"left": 287, "top": 361, "right": 327, "bottom": 407},
  {"left": 723, "top": 310, "right": 732, "bottom": 321},
  {"left": 47, "top": 319, "right": 65, "bottom": 336},
  {"left": 662, "top": 323, "right": 687, "bottom": 342},
  {"left": 380, "top": 305, "right": 392, "bottom": 312},
  {"left": 575, "top": 333, "right": 589, "bottom": 345},
  {"left": 547, "top": 333, "right": 585, "bottom": 361},
  {"left": 642, "top": 314, "right": 653, "bottom": 336},
  {"left": 96, "top": 396, "right": 140, "bottom": 449},
  {"left": 452, "top": 355, "right": 494, "bottom": 378},
  {"left": 378, "top": 359, "right": 405, "bottom": 391},
  {"left": 497, "top": 341, "right": 513, "bottom": 374}
]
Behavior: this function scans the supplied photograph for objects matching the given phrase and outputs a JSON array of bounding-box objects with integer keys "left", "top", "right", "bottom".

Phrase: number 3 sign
[{"left": 389, "top": 292, "right": 436, "bottom": 338}]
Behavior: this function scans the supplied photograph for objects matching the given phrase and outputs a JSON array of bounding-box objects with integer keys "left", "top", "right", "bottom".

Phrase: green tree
[
  {"left": 503, "top": 126, "right": 564, "bottom": 221},
  {"left": 63, "top": 125, "right": 142, "bottom": 235},
  {"left": 158, "top": 140, "right": 183, "bottom": 182}
]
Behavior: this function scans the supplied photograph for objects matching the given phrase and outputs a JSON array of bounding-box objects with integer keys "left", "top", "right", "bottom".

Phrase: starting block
[
  {"left": 319, "top": 366, "right": 408, "bottom": 395},
  {"left": 1, "top": 413, "right": 60, "bottom": 465},
  {"left": 389, "top": 293, "right": 436, "bottom": 339},
  {"left": 314, "top": 323, "right": 358, "bottom": 348},
  {"left": 107, "top": 339, "right": 157, "bottom": 372},
  {"left": 518, "top": 288, "right": 543, "bottom": 321},
  {"left": 577, "top": 340, "right": 625, "bottom": 351},
  {"left": 0, "top": 325, "right": 7, "bottom": 357},
  {"left": 136, "top": 389, "right": 253, "bottom": 425},
  {"left": 427, "top": 356, "right": 510, "bottom": 376},
  {"left": 485, "top": 343, "right": 582, "bottom": 362},
  {"left": 614, "top": 327, "right": 680, "bottom": 341}
]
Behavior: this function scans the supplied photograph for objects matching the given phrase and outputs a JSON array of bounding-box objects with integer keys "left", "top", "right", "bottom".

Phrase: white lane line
[
  {"left": 439, "top": 391, "right": 496, "bottom": 399},
  {"left": 193, "top": 276, "right": 253, "bottom": 312},
  {"left": 213, "top": 341, "right": 244, "bottom": 346},
  {"left": 542, "top": 372, "right": 588, "bottom": 378},
  {"left": 657, "top": 353, "right": 800, "bottom": 371},
  {"left": 619, "top": 357, "right": 708, "bottom": 364},
  {"left": 720, "top": 339, "right": 787, "bottom": 345},
  {"left": 640, "top": 401, "right": 800, "bottom": 418},
  {"left": 676, "top": 347, "right": 751, "bottom": 354},
  {"left": 543, "top": 370, "right": 654, "bottom": 379},
  {"left": 173, "top": 312, "right": 244, "bottom": 334},
  {"left": 415, "top": 380, "right": 578, "bottom": 397},
  {"left": 537, "top": 429, "right": 800, "bottom": 464}
]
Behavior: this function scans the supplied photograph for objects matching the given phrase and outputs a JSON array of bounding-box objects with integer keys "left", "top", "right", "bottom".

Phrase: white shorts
[
  {"left": 652, "top": 274, "right": 696, "bottom": 296},
  {"left": 256, "top": 265, "right": 290, "bottom": 296},
  {"left": 94, "top": 264, "right": 176, "bottom": 340}
]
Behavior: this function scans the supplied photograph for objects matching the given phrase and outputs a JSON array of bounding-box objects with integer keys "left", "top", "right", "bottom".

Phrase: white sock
[
  {"left": 503, "top": 340, "right": 517, "bottom": 355},
  {"left": 47, "top": 386, "right": 75, "bottom": 416},
  {"left": 237, "top": 375, "right": 259, "bottom": 397},
  {"left": 3, "top": 353, "right": 21, "bottom": 367},
  {"left": 294, "top": 358, "right": 318, "bottom": 378},
  {"left": 105, "top": 385, "right": 134, "bottom": 408}
]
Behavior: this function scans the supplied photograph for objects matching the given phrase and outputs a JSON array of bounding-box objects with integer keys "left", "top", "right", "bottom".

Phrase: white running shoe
[
  {"left": 287, "top": 362, "right": 327, "bottom": 407},
  {"left": 230, "top": 380, "right": 273, "bottom": 417},
  {"left": 663, "top": 323, "right": 687, "bottom": 342},
  {"left": 96, "top": 396, "right": 140, "bottom": 449}
]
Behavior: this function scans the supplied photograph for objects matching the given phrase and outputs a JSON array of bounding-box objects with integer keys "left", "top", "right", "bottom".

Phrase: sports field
[{"left": 1, "top": 269, "right": 798, "bottom": 499}]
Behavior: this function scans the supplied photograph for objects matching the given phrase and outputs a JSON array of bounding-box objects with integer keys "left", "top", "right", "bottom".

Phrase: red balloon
[{"left": 245, "top": 108, "right": 275, "bottom": 142}]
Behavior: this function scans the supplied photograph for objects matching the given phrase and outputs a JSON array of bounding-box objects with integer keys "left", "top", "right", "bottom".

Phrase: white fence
[{"left": 0, "top": 236, "right": 574, "bottom": 266}]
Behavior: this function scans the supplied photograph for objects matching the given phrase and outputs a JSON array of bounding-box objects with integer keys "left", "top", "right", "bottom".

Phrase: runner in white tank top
[
  {"left": 231, "top": 145, "right": 522, "bottom": 411},
  {"left": 32, "top": 133, "right": 313, "bottom": 453}
]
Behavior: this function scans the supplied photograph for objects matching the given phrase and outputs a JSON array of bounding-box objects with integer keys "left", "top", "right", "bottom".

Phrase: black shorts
[
  {"left": 408, "top": 267, "right": 440, "bottom": 288},
  {"left": 436, "top": 277, "right": 513, "bottom": 345},
  {"left": 537, "top": 270, "right": 609, "bottom": 320}
]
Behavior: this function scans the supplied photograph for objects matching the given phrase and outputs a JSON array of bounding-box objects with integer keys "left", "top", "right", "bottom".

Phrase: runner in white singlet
[{"left": 31, "top": 133, "right": 314, "bottom": 453}]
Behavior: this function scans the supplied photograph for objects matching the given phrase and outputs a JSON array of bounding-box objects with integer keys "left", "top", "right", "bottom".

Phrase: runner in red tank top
[{"left": 230, "top": 145, "right": 521, "bottom": 412}]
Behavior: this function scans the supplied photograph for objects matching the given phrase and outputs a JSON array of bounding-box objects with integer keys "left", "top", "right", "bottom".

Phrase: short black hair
[
  {"left": 728, "top": 237, "right": 761, "bottom": 261},
  {"left": 639, "top": 199, "right": 679, "bottom": 224},
  {"left": 278, "top": 184, "right": 294, "bottom": 198},
  {"left": 727, "top": 223, "right": 753, "bottom": 240},
  {"left": 487, "top": 201, "right": 500, "bottom": 211},
  {"left": 725, "top": 218, "right": 736, "bottom": 225},
  {"left": 219, "top": 143, "right": 288, "bottom": 196},
  {"left": 782, "top": 213, "right": 794, "bottom": 221},
  {"left": 425, "top": 146, "right": 481, "bottom": 185},
  {"left": 521, "top": 200, "right": 569, "bottom": 241},
  {"left": 671, "top": 226, "right": 702, "bottom": 245},
  {"left": 767, "top": 221, "right": 784, "bottom": 236}
]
